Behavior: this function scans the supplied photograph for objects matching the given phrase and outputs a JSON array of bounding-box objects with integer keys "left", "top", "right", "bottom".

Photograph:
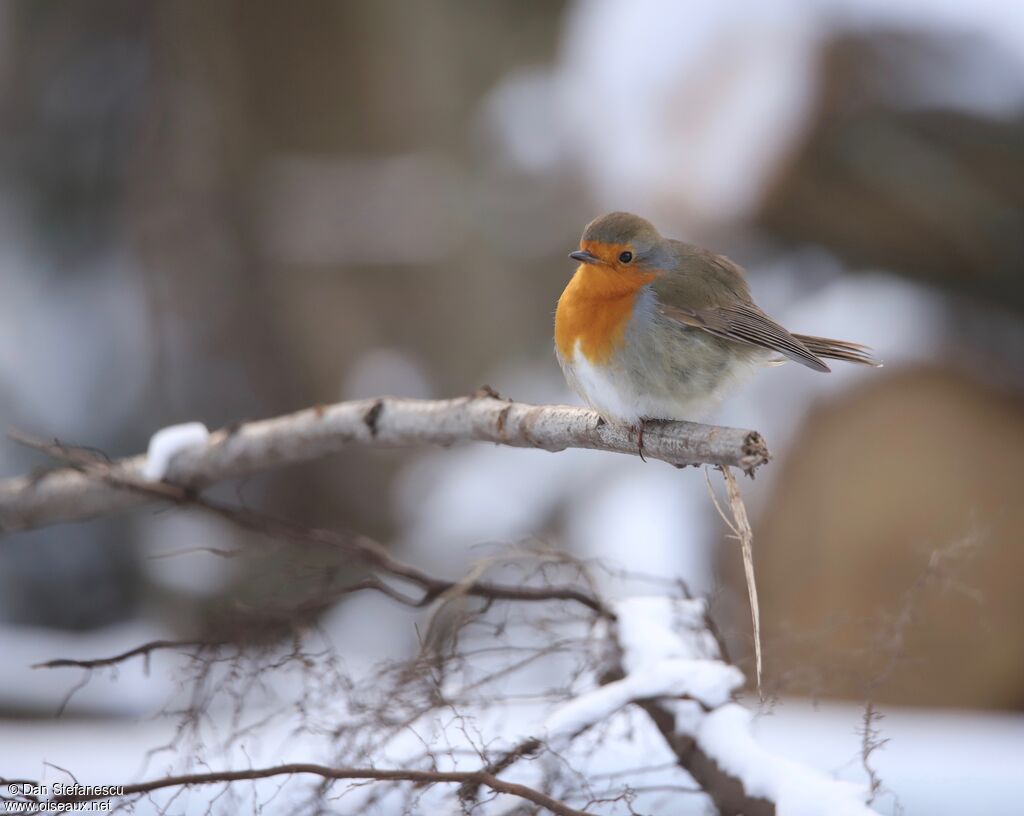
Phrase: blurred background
[{"left": 0, "top": 0, "right": 1022, "bottom": 813}]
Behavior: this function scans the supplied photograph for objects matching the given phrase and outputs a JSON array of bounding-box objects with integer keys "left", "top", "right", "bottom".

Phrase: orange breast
[{"left": 555, "top": 262, "right": 657, "bottom": 365}]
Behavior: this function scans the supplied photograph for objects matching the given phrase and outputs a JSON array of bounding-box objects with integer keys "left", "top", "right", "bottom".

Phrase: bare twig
[
  {"left": 48, "top": 763, "right": 595, "bottom": 816},
  {"left": 859, "top": 531, "right": 982, "bottom": 806},
  {"left": 32, "top": 639, "right": 215, "bottom": 670},
  {"left": 707, "top": 466, "right": 762, "bottom": 693},
  {"left": 28, "top": 482, "right": 783, "bottom": 814},
  {"left": 12, "top": 435, "right": 613, "bottom": 634},
  {"left": 0, "top": 393, "right": 769, "bottom": 532}
]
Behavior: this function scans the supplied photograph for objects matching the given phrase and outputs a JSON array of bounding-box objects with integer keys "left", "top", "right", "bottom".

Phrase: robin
[{"left": 555, "top": 212, "right": 880, "bottom": 453}]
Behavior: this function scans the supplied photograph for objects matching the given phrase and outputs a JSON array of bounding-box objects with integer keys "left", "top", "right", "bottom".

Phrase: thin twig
[
  {"left": 706, "top": 467, "right": 762, "bottom": 694},
  {"left": 32, "top": 639, "right": 215, "bottom": 670},
  {"left": 48, "top": 763, "right": 595, "bottom": 816},
  {"left": 13, "top": 434, "right": 614, "bottom": 630}
]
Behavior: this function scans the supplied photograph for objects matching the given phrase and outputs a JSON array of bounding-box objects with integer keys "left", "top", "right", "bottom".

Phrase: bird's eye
[{"left": 619, "top": 251, "right": 633, "bottom": 264}]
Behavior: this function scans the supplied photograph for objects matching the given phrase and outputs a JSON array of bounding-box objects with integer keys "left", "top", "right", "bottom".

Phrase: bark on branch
[{"left": 0, "top": 392, "right": 769, "bottom": 533}]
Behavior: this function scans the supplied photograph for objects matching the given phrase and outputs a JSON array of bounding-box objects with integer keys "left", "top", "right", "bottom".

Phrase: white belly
[
  {"left": 560, "top": 339, "right": 762, "bottom": 424},
  {"left": 569, "top": 350, "right": 646, "bottom": 423}
]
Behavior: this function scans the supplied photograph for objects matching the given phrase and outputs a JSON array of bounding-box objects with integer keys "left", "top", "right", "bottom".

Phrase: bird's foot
[{"left": 636, "top": 419, "right": 648, "bottom": 463}]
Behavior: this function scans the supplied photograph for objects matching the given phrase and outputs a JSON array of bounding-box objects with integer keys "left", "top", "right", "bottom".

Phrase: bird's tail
[{"left": 791, "top": 334, "right": 883, "bottom": 367}]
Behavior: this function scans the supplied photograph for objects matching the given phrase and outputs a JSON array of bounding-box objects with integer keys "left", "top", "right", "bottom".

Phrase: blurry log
[{"left": 758, "top": 29, "right": 1024, "bottom": 314}]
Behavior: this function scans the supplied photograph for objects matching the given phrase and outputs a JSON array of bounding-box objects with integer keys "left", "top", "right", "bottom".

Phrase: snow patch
[
  {"left": 141, "top": 422, "right": 209, "bottom": 481},
  {"left": 614, "top": 596, "right": 721, "bottom": 668}
]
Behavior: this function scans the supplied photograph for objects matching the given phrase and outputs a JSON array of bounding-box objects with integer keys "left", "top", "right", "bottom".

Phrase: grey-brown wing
[
  {"left": 658, "top": 241, "right": 753, "bottom": 303},
  {"left": 658, "top": 301, "right": 831, "bottom": 372}
]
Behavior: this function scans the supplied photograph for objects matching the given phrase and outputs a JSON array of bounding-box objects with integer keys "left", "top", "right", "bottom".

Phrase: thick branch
[
  {"left": 0, "top": 393, "right": 769, "bottom": 533},
  {"left": 49, "top": 763, "right": 594, "bottom": 816},
  {"left": 631, "top": 696, "right": 774, "bottom": 816},
  {"left": 598, "top": 597, "right": 777, "bottom": 815}
]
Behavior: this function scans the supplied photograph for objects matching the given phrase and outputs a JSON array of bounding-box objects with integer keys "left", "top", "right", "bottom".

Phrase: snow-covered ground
[
  {"left": 1, "top": 598, "right": 1019, "bottom": 815},
  {"left": 2, "top": 696, "right": 1020, "bottom": 814},
  {"left": 756, "top": 700, "right": 1024, "bottom": 816}
]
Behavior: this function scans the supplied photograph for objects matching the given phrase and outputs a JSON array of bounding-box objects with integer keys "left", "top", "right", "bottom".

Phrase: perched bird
[{"left": 555, "top": 212, "right": 880, "bottom": 446}]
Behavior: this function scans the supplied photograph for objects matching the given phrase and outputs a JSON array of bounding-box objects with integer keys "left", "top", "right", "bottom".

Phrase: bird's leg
[{"left": 636, "top": 418, "right": 648, "bottom": 463}]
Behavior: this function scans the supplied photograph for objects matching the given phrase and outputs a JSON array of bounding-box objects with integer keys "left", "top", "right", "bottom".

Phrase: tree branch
[
  {"left": 0, "top": 392, "right": 769, "bottom": 533},
  {"left": 629, "top": 696, "right": 774, "bottom": 816},
  {"left": 48, "top": 762, "right": 595, "bottom": 816},
  {"left": 31, "top": 639, "right": 214, "bottom": 670}
]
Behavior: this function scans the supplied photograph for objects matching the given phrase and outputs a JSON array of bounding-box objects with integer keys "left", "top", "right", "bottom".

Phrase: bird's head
[{"left": 569, "top": 212, "right": 665, "bottom": 272}]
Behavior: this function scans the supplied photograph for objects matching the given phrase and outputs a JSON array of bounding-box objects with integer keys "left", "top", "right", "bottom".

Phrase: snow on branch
[
  {"left": 0, "top": 391, "right": 769, "bottom": 533},
  {"left": 542, "top": 657, "right": 743, "bottom": 744},
  {"left": 613, "top": 597, "right": 879, "bottom": 816},
  {"left": 696, "top": 705, "right": 876, "bottom": 815},
  {"left": 453, "top": 592, "right": 879, "bottom": 816}
]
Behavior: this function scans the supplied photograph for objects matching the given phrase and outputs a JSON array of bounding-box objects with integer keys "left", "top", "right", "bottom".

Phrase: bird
[{"left": 554, "top": 212, "right": 880, "bottom": 452}]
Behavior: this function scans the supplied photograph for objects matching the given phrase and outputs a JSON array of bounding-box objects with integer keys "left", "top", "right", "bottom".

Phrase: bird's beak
[{"left": 569, "top": 249, "right": 601, "bottom": 265}]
